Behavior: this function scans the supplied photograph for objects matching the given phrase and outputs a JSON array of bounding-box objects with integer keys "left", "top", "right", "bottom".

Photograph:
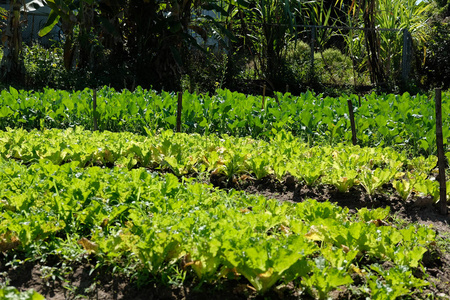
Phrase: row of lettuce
[
  {"left": 0, "top": 287, "right": 44, "bottom": 300},
  {"left": 0, "top": 88, "right": 445, "bottom": 297},
  {"left": 0, "top": 127, "right": 445, "bottom": 202},
  {"left": 0, "top": 87, "right": 449, "bottom": 155},
  {"left": 0, "top": 155, "right": 435, "bottom": 298}
]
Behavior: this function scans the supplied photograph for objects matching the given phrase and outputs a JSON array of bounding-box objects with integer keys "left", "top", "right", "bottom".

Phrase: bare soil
[{"left": 2, "top": 175, "right": 449, "bottom": 300}]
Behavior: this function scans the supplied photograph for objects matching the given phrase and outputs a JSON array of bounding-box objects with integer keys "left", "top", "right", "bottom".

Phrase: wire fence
[
  {"left": 11, "top": 8, "right": 413, "bottom": 93},
  {"left": 193, "top": 22, "right": 413, "bottom": 93},
  {"left": 288, "top": 24, "right": 412, "bottom": 89}
]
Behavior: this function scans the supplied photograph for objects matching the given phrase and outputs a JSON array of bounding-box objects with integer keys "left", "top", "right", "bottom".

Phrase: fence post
[
  {"left": 261, "top": 85, "right": 266, "bottom": 110},
  {"left": 93, "top": 89, "right": 98, "bottom": 131},
  {"left": 435, "top": 88, "right": 448, "bottom": 215},
  {"left": 401, "top": 28, "right": 412, "bottom": 85},
  {"left": 176, "top": 91, "right": 182, "bottom": 132},
  {"left": 347, "top": 99, "right": 357, "bottom": 145}
]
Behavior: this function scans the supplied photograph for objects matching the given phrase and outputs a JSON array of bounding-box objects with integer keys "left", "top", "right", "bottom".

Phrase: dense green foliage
[
  {"left": 0, "top": 84, "right": 448, "bottom": 298},
  {"left": 421, "top": 22, "right": 450, "bottom": 90},
  {"left": 0, "top": 87, "right": 449, "bottom": 156},
  {"left": 2, "top": 0, "right": 447, "bottom": 93},
  {"left": 0, "top": 286, "right": 44, "bottom": 300},
  {"left": 0, "top": 156, "right": 436, "bottom": 297},
  {"left": 0, "top": 127, "right": 444, "bottom": 201}
]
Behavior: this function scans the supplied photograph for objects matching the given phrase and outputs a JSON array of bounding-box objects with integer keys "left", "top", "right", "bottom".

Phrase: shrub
[
  {"left": 314, "top": 48, "right": 353, "bottom": 85},
  {"left": 24, "top": 44, "right": 67, "bottom": 88},
  {"left": 183, "top": 48, "right": 228, "bottom": 93},
  {"left": 284, "top": 40, "right": 311, "bottom": 83},
  {"left": 284, "top": 41, "right": 354, "bottom": 87},
  {"left": 421, "top": 22, "right": 450, "bottom": 89},
  {"left": 22, "top": 43, "right": 128, "bottom": 90}
]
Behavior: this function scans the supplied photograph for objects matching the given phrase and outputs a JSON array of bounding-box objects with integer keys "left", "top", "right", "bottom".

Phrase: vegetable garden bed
[{"left": 0, "top": 88, "right": 449, "bottom": 299}]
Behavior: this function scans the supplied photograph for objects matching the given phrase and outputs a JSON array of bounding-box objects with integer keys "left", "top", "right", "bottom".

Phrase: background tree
[
  {"left": 1, "top": 0, "right": 26, "bottom": 83},
  {"left": 35, "top": 0, "right": 219, "bottom": 90},
  {"left": 2, "top": 0, "right": 441, "bottom": 92},
  {"left": 418, "top": 0, "right": 450, "bottom": 89},
  {"left": 335, "top": 0, "right": 431, "bottom": 89}
]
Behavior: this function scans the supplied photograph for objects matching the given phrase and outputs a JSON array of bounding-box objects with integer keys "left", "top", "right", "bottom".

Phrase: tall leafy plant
[
  {"left": 228, "top": 0, "right": 299, "bottom": 89},
  {"left": 33, "top": 0, "right": 83, "bottom": 70},
  {"left": 1, "top": 0, "right": 25, "bottom": 82},
  {"left": 337, "top": 0, "right": 431, "bottom": 88},
  {"left": 29, "top": 0, "right": 226, "bottom": 90},
  {"left": 360, "top": 0, "right": 386, "bottom": 86},
  {"left": 422, "top": 22, "right": 450, "bottom": 89},
  {"left": 375, "top": 0, "right": 431, "bottom": 84}
]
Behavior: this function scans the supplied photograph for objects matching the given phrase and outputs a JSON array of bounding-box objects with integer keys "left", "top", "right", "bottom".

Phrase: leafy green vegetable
[
  {"left": 0, "top": 286, "right": 45, "bottom": 300},
  {"left": 0, "top": 87, "right": 449, "bottom": 156}
]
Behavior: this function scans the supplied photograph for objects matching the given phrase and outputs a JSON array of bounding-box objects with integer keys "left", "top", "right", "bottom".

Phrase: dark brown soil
[{"left": 2, "top": 175, "right": 449, "bottom": 300}]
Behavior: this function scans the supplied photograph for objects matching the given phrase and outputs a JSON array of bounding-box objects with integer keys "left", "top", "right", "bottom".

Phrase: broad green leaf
[{"left": 38, "top": 10, "right": 60, "bottom": 37}]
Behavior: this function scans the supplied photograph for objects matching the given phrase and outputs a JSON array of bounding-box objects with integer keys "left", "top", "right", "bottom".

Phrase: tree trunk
[
  {"left": 78, "top": 1, "right": 95, "bottom": 69},
  {"left": 1, "top": 0, "right": 25, "bottom": 83},
  {"left": 363, "top": 0, "right": 386, "bottom": 86}
]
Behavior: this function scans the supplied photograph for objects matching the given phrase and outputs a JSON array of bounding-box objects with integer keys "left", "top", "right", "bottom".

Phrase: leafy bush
[
  {"left": 0, "top": 7, "right": 7, "bottom": 34},
  {"left": 24, "top": 44, "right": 67, "bottom": 88},
  {"left": 0, "top": 286, "right": 44, "bottom": 300},
  {"left": 435, "top": 0, "right": 450, "bottom": 17},
  {"left": 284, "top": 40, "right": 311, "bottom": 83},
  {"left": 23, "top": 43, "right": 129, "bottom": 90},
  {"left": 314, "top": 48, "right": 353, "bottom": 85},
  {"left": 421, "top": 22, "right": 450, "bottom": 89},
  {"left": 183, "top": 48, "right": 228, "bottom": 93},
  {"left": 284, "top": 41, "right": 355, "bottom": 88}
]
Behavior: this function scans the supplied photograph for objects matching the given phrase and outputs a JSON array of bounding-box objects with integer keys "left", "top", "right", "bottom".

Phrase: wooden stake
[
  {"left": 261, "top": 85, "right": 266, "bottom": 110},
  {"left": 435, "top": 88, "right": 448, "bottom": 215},
  {"left": 347, "top": 99, "right": 357, "bottom": 146},
  {"left": 286, "top": 84, "right": 289, "bottom": 93},
  {"left": 93, "top": 89, "right": 98, "bottom": 131},
  {"left": 177, "top": 91, "right": 182, "bottom": 132}
]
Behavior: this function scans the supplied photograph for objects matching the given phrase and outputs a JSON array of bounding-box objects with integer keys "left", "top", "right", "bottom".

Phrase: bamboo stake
[
  {"left": 93, "top": 89, "right": 98, "bottom": 131},
  {"left": 435, "top": 88, "right": 448, "bottom": 215},
  {"left": 347, "top": 99, "right": 357, "bottom": 145},
  {"left": 177, "top": 91, "right": 182, "bottom": 133},
  {"left": 261, "top": 85, "right": 266, "bottom": 110}
]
